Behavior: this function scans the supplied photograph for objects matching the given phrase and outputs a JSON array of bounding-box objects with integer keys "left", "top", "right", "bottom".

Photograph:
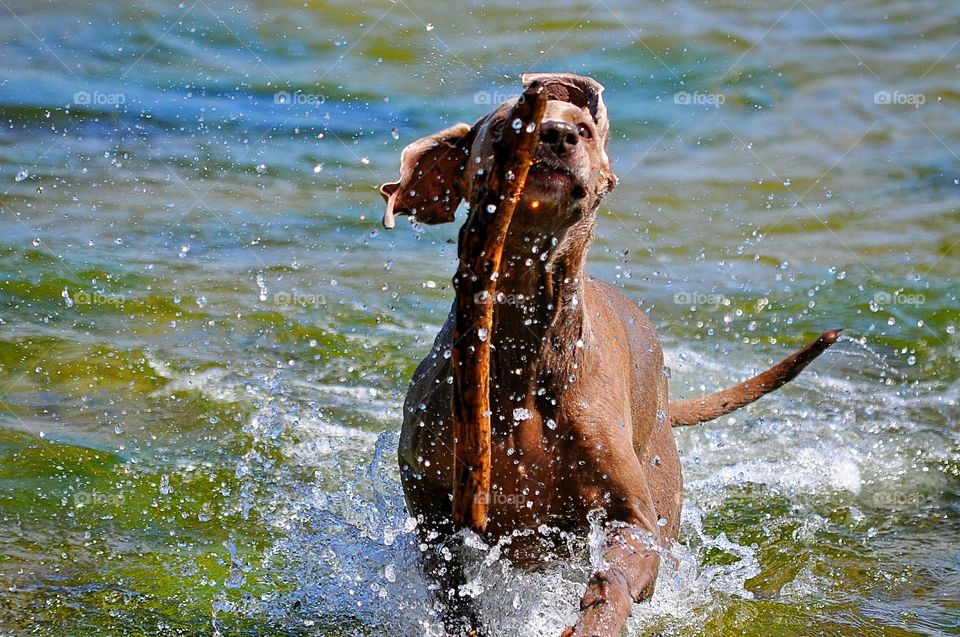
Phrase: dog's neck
[{"left": 482, "top": 217, "right": 595, "bottom": 424}]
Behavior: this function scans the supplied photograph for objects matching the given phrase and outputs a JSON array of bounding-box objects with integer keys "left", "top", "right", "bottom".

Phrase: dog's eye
[{"left": 577, "top": 124, "right": 593, "bottom": 139}]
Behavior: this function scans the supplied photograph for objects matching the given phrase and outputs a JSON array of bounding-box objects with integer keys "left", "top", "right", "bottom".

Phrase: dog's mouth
[{"left": 528, "top": 158, "right": 589, "bottom": 200}]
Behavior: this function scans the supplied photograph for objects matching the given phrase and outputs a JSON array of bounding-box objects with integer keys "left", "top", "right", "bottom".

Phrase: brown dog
[{"left": 380, "top": 73, "right": 839, "bottom": 636}]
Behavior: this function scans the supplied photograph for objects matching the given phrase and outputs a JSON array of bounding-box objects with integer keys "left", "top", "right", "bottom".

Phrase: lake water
[{"left": 0, "top": 0, "right": 957, "bottom": 635}]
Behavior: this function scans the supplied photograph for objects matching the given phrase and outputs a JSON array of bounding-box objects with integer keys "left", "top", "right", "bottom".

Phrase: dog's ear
[
  {"left": 521, "top": 73, "right": 609, "bottom": 148},
  {"left": 380, "top": 123, "right": 475, "bottom": 229}
]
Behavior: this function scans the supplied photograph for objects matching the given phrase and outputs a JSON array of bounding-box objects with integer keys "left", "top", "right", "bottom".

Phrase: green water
[{"left": 0, "top": 0, "right": 957, "bottom": 635}]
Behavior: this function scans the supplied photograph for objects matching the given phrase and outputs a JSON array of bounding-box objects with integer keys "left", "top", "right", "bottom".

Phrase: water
[{"left": 0, "top": 0, "right": 958, "bottom": 635}]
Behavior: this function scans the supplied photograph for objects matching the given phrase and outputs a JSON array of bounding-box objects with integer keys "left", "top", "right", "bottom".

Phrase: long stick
[{"left": 451, "top": 82, "right": 547, "bottom": 533}]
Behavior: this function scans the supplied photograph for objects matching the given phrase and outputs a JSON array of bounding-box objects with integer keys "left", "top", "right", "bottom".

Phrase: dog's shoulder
[
  {"left": 586, "top": 277, "right": 658, "bottom": 335},
  {"left": 585, "top": 277, "right": 664, "bottom": 381}
]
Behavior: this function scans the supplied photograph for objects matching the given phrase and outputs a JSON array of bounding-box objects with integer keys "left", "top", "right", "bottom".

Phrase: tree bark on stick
[{"left": 451, "top": 82, "right": 547, "bottom": 533}]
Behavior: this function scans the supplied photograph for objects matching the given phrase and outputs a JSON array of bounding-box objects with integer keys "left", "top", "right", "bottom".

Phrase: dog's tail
[{"left": 668, "top": 329, "right": 843, "bottom": 427}]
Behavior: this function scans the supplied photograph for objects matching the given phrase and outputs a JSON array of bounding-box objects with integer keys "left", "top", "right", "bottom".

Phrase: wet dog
[{"left": 381, "top": 73, "right": 839, "bottom": 636}]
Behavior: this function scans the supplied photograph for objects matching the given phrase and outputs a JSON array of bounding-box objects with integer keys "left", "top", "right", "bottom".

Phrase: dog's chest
[{"left": 482, "top": 411, "right": 571, "bottom": 533}]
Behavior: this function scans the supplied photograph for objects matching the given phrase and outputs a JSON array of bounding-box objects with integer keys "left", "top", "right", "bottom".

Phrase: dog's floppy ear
[
  {"left": 380, "top": 123, "right": 474, "bottom": 228},
  {"left": 521, "top": 73, "right": 609, "bottom": 148}
]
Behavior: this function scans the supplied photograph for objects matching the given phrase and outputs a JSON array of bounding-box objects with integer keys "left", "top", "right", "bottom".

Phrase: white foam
[{"left": 687, "top": 446, "right": 862, "bottom": 500}]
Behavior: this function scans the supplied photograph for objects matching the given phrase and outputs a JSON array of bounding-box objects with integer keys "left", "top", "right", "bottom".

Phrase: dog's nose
[{"left": 539, "top": 120, "right": 579, "bottom": 157}]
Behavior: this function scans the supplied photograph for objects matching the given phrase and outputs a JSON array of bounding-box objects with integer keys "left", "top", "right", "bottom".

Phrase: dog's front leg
[
  {"left": 417, "top": 524, "right": 486, "bottom": 637},
  {"left": 560, "top": 523, "right": 660, "bottom": 637},
  {"left": 560, "top": 524, "right": 660, "bottom": 637}
]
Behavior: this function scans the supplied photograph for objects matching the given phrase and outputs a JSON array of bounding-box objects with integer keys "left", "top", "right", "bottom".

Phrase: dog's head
[{"left": 380, "top": 73, "right": 616, "bottom": 234}]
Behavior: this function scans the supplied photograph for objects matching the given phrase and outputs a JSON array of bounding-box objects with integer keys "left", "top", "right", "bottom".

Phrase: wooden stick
[{"left": 451, "top": 82, "right": 547, "bottom": 533}]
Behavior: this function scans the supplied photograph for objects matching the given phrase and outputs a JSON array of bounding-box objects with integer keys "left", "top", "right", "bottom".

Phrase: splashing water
[{"left": 190, "top": 366, "right": 802, "bottom": 637}]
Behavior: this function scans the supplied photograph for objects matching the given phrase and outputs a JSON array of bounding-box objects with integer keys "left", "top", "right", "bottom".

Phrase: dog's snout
[{"left": 540, "top": 120, "right": 579, "bottom": 156}]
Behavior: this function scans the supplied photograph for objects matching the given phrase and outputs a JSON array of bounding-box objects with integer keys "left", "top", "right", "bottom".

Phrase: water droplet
[
  {"left": 14, "top": 169, "right": 28, "bottom": 182},
  {"left": 511, "top": 118, "right": 522, "bottom": 130},
  {"left": 159, "top": 474, "right": 172, "bottom": 495},
  {"left": 312, "top": 163, "right": 323, "bottom": 173},
  {"left": 546, "top": 419, "right": 557, "bottom": 430},
  {"left": 61, "top": 288, "right": 74, "bottom": 307},
  {"left": 486, "top": 204, "right": 497, "bottom": 213},
  {"left": 256, "top": 273, "right": 268, "bottom": 302},
  {"left": 425, "top": 23, "right": 434, "bottom": 31},
  {"left": 32, "top": 237, "right": 41, "bottom": 247},
  {"left": 255, "top": 163, "right": 267, "bottom": 175},
  {"left": 391, "top": 128, "right": 400, "bottom": 140},
  {"left": 478, "top": 327, "right": 488, "bottom": 342},
  {"left": 512, "top": 408, "right": 533, "bottom": 421}
]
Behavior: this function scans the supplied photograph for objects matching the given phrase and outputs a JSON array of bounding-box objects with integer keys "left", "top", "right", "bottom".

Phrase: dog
[{"left": 380, "top": 72, "right": 840, "bottom": 636}]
